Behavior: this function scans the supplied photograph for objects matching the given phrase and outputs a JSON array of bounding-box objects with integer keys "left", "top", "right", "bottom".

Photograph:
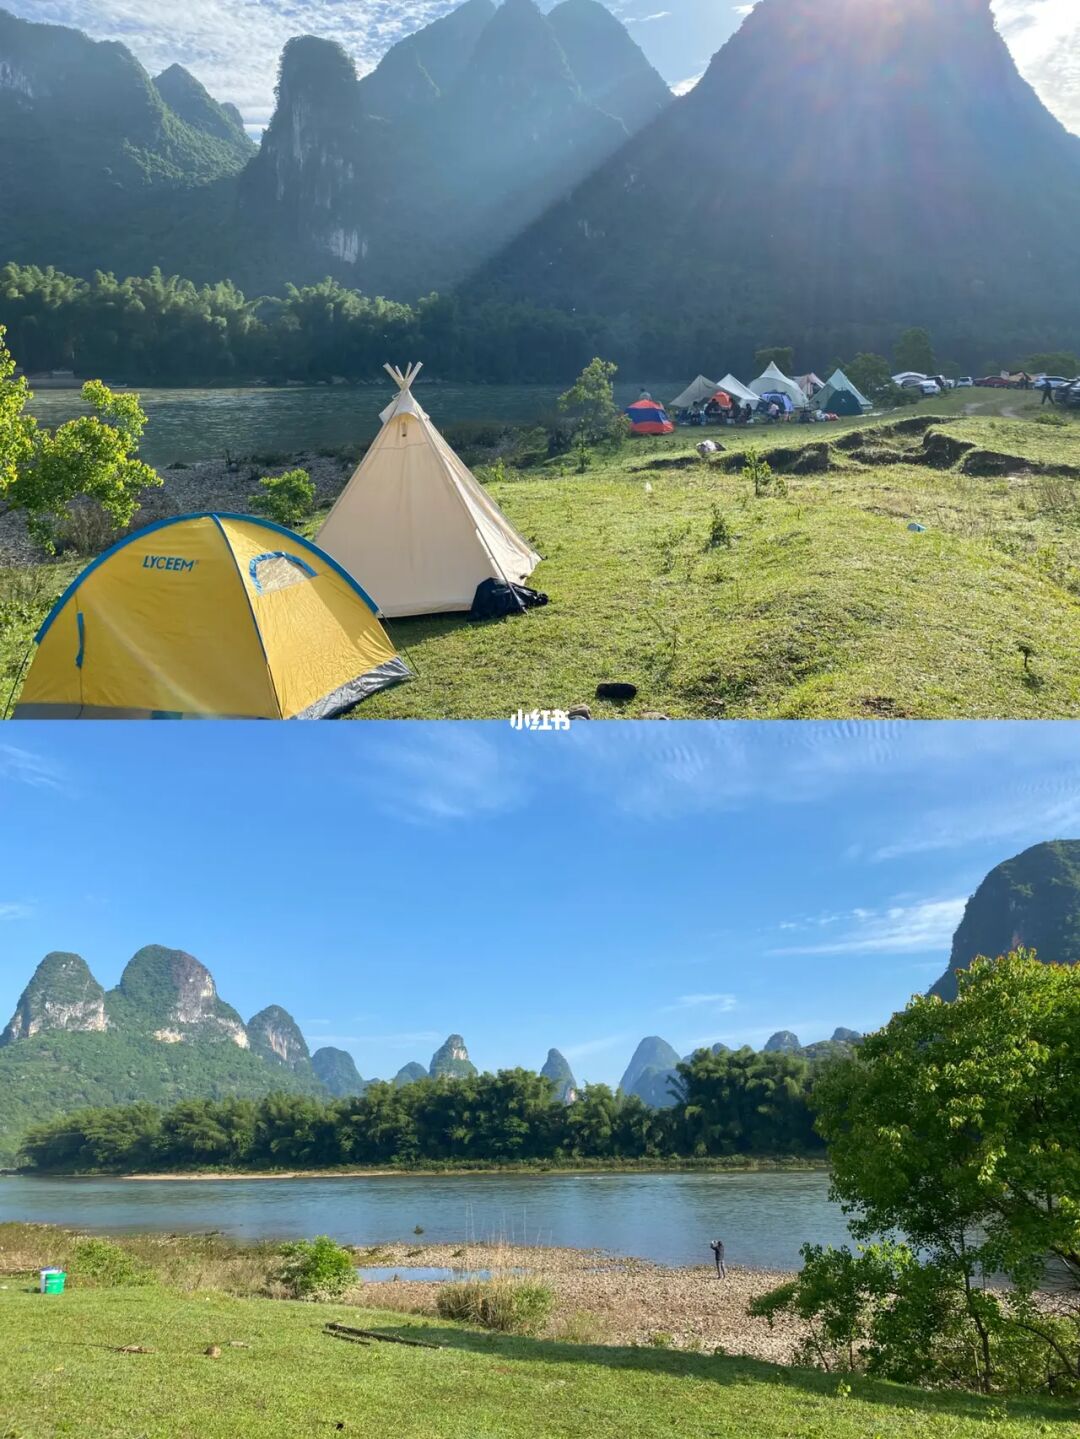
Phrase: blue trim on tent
[
  {"left": 74, "top": 612, "right": 85, "bottom": 669},
  {"left": 248, "top": 551, "right": 317, "bottom": 594},
  {"left": 210, "top": 515, "right": 272, "bottom": 689},
  {"left": 33, "top": 511, "right": 383, "bottom": 647}
]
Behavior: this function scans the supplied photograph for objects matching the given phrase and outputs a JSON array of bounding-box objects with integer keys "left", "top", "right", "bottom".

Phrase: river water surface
[
  {"left": 0, "top": 1170, "right": 848, "bottom": 1270},
  {"left": 27, "top": 381, "right": 680, "bottom": 470}
]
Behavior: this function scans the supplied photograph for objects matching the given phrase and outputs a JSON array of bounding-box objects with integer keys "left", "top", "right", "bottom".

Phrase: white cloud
[
  {"left": 562, "top": 1032, "right": 636, "bottom": 1060},
  {"left": 660, "top": 992, "right": 736, "bottom": 1013},
  {"left": 993, "top": 0, "right": 1080, "bottom": 136},
  {"left": 0, "top": 744, "right": 65, "bottom": 791},
  {"left": 360, "top": 727, "right": 524, "bottom": 825},
  {"left": 627, "top": 11, "right": 671, "bottom": 22},
  {"left": 770, "top": 898, "right": 967, "bottom": 957},
  {"left": 671, "top": 73, "right": 703, "bottom": 96},
  {"left": 0, "top": 902, "right": 32, "bottom": 921}
]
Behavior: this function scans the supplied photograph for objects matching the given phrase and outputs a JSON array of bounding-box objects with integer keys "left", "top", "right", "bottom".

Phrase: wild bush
[
  {"left": 274, "top": 1236, "right": 355, "bottom": 1301},
  {"left": 436, "top": 1278, "right": 554, "bottom": 1335},
  {"left": 69, "top": 1236, "right": 153, "bottom": 1288},
  {"left": 250, "top": 468, "right": 315, "bottom": 529}
]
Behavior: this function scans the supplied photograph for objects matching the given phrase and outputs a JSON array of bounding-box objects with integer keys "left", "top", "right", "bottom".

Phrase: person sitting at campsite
[
  {"left": 705, "top": 397, "right": 721, "bottom": 423},
  {"left": 768, "top": 401, "right": 780, "bottom": 422},
  {"left": 690, "top": 400, "right": 705, "bottom": 426}
]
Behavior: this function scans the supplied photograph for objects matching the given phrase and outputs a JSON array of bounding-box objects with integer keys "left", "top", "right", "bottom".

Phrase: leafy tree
[
  {"left": 251, "top": 468, "right": 315, "bottom": 529},
  {"left": 754, "top": 346, "right": 794, "bottom": 375},
  {"left": 843, "top": 353, "right": 893, "bottom": 399},
  {"left": 893, "top": 327, "right": 935, "bottom": 375},
  {"left": 557, "top": 357, "right": 627, "bottom": 446},
  {"left": 1025, "top": 352, "right": 1080, "bottom": 377},
  {"left": 0, "top": 329, "right": 159, "bottom": 552},
  {"left": 0, "top": 325, "right": 36, "bottom": 498},
  {"left": 803, "top": 950, "right": 1080, "bottom": 1393}
]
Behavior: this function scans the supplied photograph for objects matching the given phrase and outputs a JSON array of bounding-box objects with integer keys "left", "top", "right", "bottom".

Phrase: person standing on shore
[{"left": 710, "top": 1239, "right": 726, "bottom": 1278}]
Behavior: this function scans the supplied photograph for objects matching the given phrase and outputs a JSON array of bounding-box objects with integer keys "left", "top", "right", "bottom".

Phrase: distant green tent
[{"left": 816, "top": 368, "right": 871, "bottom": 415}]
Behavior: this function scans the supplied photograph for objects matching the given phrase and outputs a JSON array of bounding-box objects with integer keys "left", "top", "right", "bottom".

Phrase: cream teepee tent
[{"left": 316, "top": 364, "right": 541, "bottom": 618}]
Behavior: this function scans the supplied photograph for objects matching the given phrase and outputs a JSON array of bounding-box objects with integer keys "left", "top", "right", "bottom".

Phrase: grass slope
[
  {"left": 5, "top": 392, "right": 1080, "bottom": 719},
  {"left": 362, "top": 395, "right": 1080, "bottom": 718},
  {"left": 1, "top": 1286, "right": 1075, "bottom": 1439}
]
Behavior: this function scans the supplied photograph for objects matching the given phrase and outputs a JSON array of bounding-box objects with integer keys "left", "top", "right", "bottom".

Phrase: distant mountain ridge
[
  {"left": 478, "top": 0, "right": 1080, "bottom": 363},
  {"left": 0, "top": 0, "right": 669, "bottom": 294}
]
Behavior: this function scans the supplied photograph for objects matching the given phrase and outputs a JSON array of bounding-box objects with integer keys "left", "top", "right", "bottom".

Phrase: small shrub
[
  {"left": 53, "top": 499, "right": 126, "bottom": 557},
  {"left": 274, "top": 1236, "right": 355, "bottom": 1301},
  {"left": 436, "top": 1278, "right": 554, "bottom": 1335},
  {"left": 69, "top": 1237, "right": 153, "bottom": 1288},
  {"left": 648, "top": 1331, "right": 675, "bottom": 1349},
  {"left": 706, "top": 506, "right": 732, "bottom": 549},
  {"left": 477, "top": 458, "right": 508, "bottom": 487},
  {"left": 1033, "top": 411, "right": 1067, "bottom": 428},
  {"left": 744, "top": 450, "right": 784, "bottom": 498},
  {"left": 250, "top": 468, "right": 315, "bottom": 529}
]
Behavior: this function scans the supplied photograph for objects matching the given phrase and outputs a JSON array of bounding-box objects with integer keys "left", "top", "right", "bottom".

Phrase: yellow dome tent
[{"left": 13, "top": 512, "right": 409, "bottom": 720}]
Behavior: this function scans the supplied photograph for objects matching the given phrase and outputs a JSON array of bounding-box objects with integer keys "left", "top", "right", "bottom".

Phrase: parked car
[
  {"left": 956, "top": 377, "right": 974, "bottom": 388},
  {"left": 1057, "top": 381, "right": 1080, "bottom": 408},
  {"left": 975, "top": 375, "right": 1011, "bottom": 388},
  {"left": 1036, "top": 376, "right": 1070, "bottom": 390},
  {"left": 917, "top": 380, "right": 942, "bottom": 396}
]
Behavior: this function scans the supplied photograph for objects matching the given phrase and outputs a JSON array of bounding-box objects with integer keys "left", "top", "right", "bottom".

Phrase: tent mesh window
[{"left": 248, "top": 552, "right": 317, "bottom": 595}]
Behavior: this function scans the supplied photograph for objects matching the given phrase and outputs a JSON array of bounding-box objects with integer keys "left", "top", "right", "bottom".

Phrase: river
[
  {"left": 27, "top": 381, "right": 681, "bottom": 470},
  {"left": 0, "top": 1170, "right": 848, "bottom": 1270}
]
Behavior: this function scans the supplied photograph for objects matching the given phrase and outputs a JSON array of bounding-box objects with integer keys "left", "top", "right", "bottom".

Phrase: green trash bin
[{"left": 39, "top": 1268, "right": 66, "bottom": 1295}]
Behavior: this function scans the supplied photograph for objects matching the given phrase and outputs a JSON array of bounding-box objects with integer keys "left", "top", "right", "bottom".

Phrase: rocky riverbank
[{"left": 349, "top": 1240, "right": 806, "bottom": 1362}]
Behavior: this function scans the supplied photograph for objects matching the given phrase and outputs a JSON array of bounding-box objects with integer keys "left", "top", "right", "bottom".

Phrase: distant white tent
[
  {"left": 316, "top": 363, "right": 541, "bottom": 618},
  {"left": 670, "top": 375, "right": 717, "bottom": 410},
  {"left": 750, "top": 360, "right": 808, "bottom": 409},
  {"left": 714, "top": 373, "right": 759, "bottom": 406},
  {"left": 816, "top": 368, "right": 872, "bottom": 415}
]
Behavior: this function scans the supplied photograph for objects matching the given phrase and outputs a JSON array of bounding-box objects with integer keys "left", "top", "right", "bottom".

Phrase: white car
[
  {"left": 917, "top": 380, "right": 941, "bottom": 396},
  {"left": 956, "top": 377, "right": 973, "bottom": 388}
]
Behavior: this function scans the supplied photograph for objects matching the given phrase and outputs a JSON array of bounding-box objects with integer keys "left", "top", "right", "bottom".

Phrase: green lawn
[
  {"left": 1, "top": 1286, "right": 1076, "bottom": 1439},
  {"left": 5, "top": 392, "right": 1080, "bottom": 720}
]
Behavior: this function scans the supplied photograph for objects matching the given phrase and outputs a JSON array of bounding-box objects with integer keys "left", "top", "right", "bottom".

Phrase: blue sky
[
  {"left": 2, "top": 721, "right": 1079, "bottom": 1087},
  {"left": 9, "top": 1, "right": 1079, "bottom": 136}
]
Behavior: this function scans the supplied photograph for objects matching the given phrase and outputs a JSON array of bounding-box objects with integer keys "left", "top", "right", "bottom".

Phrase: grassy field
[
  {"left": 5, "top": 389, "right": 1080, "bottom": 719},
  {"left": 3, "top": 1284, "right": 1078, "bottom": 1439}
]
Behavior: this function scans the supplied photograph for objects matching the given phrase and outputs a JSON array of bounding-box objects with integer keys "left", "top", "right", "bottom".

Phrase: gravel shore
[
  {"left": 347, "top": 1240, "right": 807, "bottom": 1362},
  {"left": 0, "top": 452, "right": 353, "bottom": 567}
]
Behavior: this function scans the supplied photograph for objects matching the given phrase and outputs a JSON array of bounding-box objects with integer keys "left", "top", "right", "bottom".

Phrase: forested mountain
[
  {"left": 478, "top": 0, "right": 1080, "bottom": 363},
  {"left": 237, "top": 0, "right": 671, "bottom": 295},
  {"left": 929, "top": 840, "right": 1080, "bottom": 1000},
  {"left": 0, "top": 947, "right": 322, "bottom": 1164},
  {"left": 3, "top": 0, "right": 1079, "bottom": 362},
  {"left": 311, "top": 1046, "right": 366, "bottom": 1097},
  {"left": 0, "top": 8, "right": 253, "bottom": 275},
  {"left": 0, "top": 0, "right": 668, "bottom": 295}
]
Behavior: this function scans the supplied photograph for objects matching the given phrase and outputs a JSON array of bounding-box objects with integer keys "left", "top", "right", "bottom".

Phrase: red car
[{"left": 975, "top": 376, "right": 1011, "bottom": 388}]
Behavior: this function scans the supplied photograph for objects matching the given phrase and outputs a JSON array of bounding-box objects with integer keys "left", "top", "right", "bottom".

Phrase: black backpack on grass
[{"left": 470, "top": 578, "right": 549, "bottom": 619}]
